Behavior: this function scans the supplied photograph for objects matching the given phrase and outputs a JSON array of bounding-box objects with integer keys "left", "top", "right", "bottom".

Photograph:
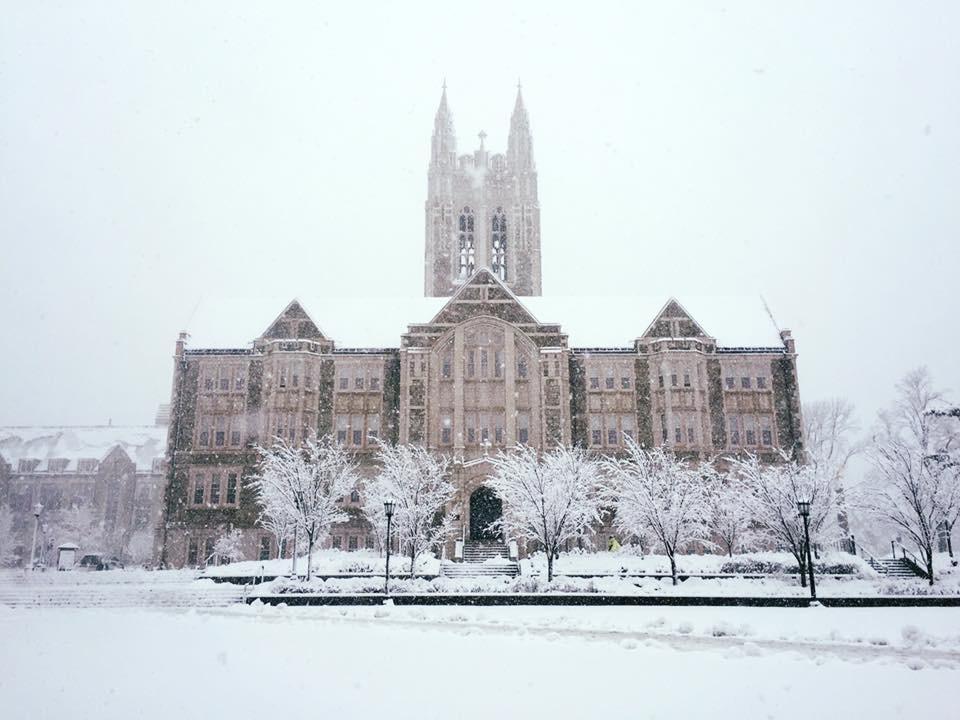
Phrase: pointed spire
[
  {"left": 431, "top": 80, "right": 456, "bottom": 167},
  {"left": 508, "top": 81, "right": 534, "bottom": 171}
]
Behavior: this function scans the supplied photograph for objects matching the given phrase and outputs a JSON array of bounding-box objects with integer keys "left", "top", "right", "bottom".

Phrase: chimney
[
  {"left": 780, "top": 329, "right": 796, "bottom": 354},
  {"left": 175, "top": 332, "right": 189, "bottom": 359}
]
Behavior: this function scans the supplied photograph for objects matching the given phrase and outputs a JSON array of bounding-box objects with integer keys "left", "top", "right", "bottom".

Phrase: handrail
[
  {"left": 856, "top": 545, "right": 881, "bottom": 567},
  {"left": 898, "top": 544, "right": 929, "bottom": 578}
]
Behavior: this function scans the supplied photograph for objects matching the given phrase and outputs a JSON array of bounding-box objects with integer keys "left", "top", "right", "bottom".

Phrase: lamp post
[
  {"left": 797, "top": 500, "right": 816, "bottom": 601},
  {"left": 29, "top": 503, "right": 42, "bottom": 571},
  {"left": 383, "top": 499, "right": 395, "bottom": 597},
  {"left": 291, "top": 490, "right": 304, "bottom": 578}
]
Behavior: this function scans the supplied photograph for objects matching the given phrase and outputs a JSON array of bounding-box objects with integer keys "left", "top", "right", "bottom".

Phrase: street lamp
[
  {"left": 796, "top": 500, "right": 816, "bottom": 601},
  {"left": 29, "top": 503, "right": 43, "bottom": 571},
  {"left": 383, "top": 499, "right": 395, "bottom": 597},
  {"left": 291, "top": 490, "right": 304, "bottom": 578}
]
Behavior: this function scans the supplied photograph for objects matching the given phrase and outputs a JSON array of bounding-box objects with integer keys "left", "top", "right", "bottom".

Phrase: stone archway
[{"left": 469, "top": 486, "right": 502, "bottom": 541}]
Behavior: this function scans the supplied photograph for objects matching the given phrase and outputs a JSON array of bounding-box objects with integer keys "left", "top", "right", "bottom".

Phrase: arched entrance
[{"left": 469, "top": 486, "right": 502, "bottom": 541}]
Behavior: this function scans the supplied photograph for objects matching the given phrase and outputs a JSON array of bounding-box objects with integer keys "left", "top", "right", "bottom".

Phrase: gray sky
[{"left": 1, "top": 2, "right": 958, "bottom": 434}]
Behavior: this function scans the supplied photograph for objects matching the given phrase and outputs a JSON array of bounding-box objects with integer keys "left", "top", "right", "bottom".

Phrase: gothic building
[{"left": 158, "top": 87, "right": 804, "bottom": 567}]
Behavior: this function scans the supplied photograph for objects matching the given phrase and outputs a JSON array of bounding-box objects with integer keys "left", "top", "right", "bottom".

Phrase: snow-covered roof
[
  {"left": 184, "top": 294, "right": 785, "bottom": 351},
  {"left": 0, "top": 426, "right": 167, "bottom": 474}
]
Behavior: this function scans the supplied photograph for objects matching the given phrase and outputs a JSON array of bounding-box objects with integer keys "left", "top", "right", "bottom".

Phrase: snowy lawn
[
  {"left": 202, "top": 549, "right": 440, "bottom": 578},
  {"left": 0, "top": 604, "right": 957, "bottom": 720}
]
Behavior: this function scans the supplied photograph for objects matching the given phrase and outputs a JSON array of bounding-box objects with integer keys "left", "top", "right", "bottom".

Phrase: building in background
[
  {"left": 0, "top": 424, "right": 167, "bottom": 567},
  {"left": 158, "top": 88, "right": 805, "bottom": 567}
]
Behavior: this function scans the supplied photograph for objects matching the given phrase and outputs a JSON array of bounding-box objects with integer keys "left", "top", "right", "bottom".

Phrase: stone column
[{"left": 505, "top": 330, "right": 517, "bottom": 444}]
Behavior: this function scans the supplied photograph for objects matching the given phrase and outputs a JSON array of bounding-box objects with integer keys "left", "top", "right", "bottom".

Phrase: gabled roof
[
  {"left": 260, "top": 299, "right": 328, "bottom": 341},
  {"left": 640, "top": 298, "right": 711, "bottom": 339},
  {"left": 185, "top": 293, "right": 784, "bottom": 350},
  {"left": 426, "top": 268, "right": 541, "bottom": 326}
]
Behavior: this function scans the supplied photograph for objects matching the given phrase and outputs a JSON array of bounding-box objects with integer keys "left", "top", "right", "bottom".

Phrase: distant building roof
[
  {"left": 185, "top": 294, "right": 787, "bottom": 351},
  {"left": 0, "top": 426, "right": 167, "bottom": 474}
]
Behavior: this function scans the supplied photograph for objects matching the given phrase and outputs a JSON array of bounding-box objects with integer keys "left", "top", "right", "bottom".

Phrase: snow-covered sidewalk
[{"left": 0, "top": 604, "right": 956, "bottom": 719}]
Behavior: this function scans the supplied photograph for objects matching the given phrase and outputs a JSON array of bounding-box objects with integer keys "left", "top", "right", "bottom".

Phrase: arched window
[
  {"left": 458, "top": 206, "right": 475, "bottom": 276},
  {"left": 491, "top": 208, "right": 507, "bottom": 281}
]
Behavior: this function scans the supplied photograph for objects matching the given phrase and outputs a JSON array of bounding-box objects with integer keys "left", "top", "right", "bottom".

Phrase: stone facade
[
  {"left": 158, "top": 89, "right": 805, "bottom": 568},
  {"left": 0, "top": 426, "right": 167, "bottom": 567}
]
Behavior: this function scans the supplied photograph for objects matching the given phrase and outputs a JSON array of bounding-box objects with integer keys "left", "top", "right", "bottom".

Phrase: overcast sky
[{"left": 1, "top": 2, "right": 958, "bottom": 435}]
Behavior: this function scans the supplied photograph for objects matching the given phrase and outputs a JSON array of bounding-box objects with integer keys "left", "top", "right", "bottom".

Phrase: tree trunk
[
  {"left": 547, "top": 552, "right": 554, "bottom": 583},
  {"left": 411, "top": 547, "right": 417, "bottom": 580},
  {"left": 669, "top": 555, "right": 677, "bottom": 586},
  {"left": 305, "top": 532, "right": 314, "bottom": 582},
  {"left": 925, "top": 546, "right": 935, "bottom": 586}
]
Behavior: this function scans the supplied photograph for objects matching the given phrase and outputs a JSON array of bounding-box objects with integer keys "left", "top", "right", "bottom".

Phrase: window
[
  {"left": 725, "top": 377, "right": 735, "bottom": 390},
  {"left": 350, "top": 490, "right": 360, "bottom": 503},
  {"left": 687, "top": 427, "right": 695, "bottom": 444},
  {"left": 18, "top": 459, "right": 40, "bottom": 473},
  {"left": 607, "top": 428, "right": 618, "bottom": 445},
  {"left": 605, "top": 376, "right": 615, "bottom": 390},
  {"left": 187, "top": 540, "right": 199, "bottom": 566},
  {"left": 219, "top": 376, "right": 229, "bottom": 391},
  {"left": 729, "top": 417, "right": 740, "bottom": 445},
  {"left": 671, "top": 374, "right": 678, "bottom": 387},
  {"left": 746, "top": 429, "right": 756, "bottom": 445},
  {"left": 77, "top": 458, "right": 98, "bottom": 473},
  {"left": 466, "top": 351, "right": 476, "bottom": 378},
  {"left": 517, "top": 356, "right": 528, "bottom": 379},
  {"left": 279, "top": 368, "right": 287, "bottom": 389},
  {"left": 193, "top": 476, "right": 205, "bottom": 505},
  {"left": 259, "top": 536, "right": 271, "bottom": 561},
  {"left": 369, "top": 376, "right": 380, "bottom": 391},
  {"left": 590, "top": 376, "right": 600, "bottom": 390},
  {"left": 683, "top": 373, "right": 691, "bottom": 388},
  {"left": 458, "top": 206, "right": 476, "bottom": 276},
  {"left": 741, "top": 377, "right": 751, "bottom": 389},
  {"left": 352, "top": 414, "right": 363, "bottom": 446},
  {"left": 336, "top": 416, "right": 348, "bottom": 444},
  {"left": 367, "top": 415, "right": 380, "bottom": 441},
  {"left": 210, "top": 475, "right": 221, "bottom": 505},
  {"left": 230, "top": 430, "right": 241, "bottom": 446},
  {"left": 494, "top": 351, "right": 504, "bottom": 378},
  {"left": 591, "top": 416, "right": 602, "bottom": 446},
  {"left": 491, "top": 208, "right": 507, "bottom": 280},
  {"left": 226, "top": 474, "right": 238, "bottom": 504},
  {"left": 622, "top": 415, "right": 635, "bottom": 441},
  {"left": 440, "top": 415, "right": 452, "bottom": 444},
  {"left": 658, "top": 375, "right": 664, "bottom": 389},
  {"left": 465, "top": 412, "right": 476, "bottom": 444},
  {"left": 757, "top": 376, "right": 767, "bottom": 389},
  {"left": 204, "top": 377, "right": 214, "bottom": 391},
  {"left": 517, "top": 413, "right": 530, "bottom": 445},
  {"left": 621, "top": 377, "right": 631, "bottom": 389},
  {"left": 332, "top": 536, "right": 342, "bottom": 549},
  {"left": 204, "top": 538, "right": 215, "bottom": 566},
  {"left": 348, "top": 536, "right": 358, "bottom": 551},
  {"left": 235, "top": 373, "right": 245, "bottom": 391},
  {"left": 365, "top": 536, "right": 374, "bottom": 549},
  {"left": 675, "top": 427, "right": 682, "bottom": 443},
  {"left": 441, "top": 353, "right": 452, "bottom": 379},
  {"left": 339, "top": 376, "right": 349, "bottom": 390},
  {"left": 762, "top": 428, "right": 773, "bottom": 446},
  {"left": 355, "top": 376, "right": 364, "bottom": 390}
]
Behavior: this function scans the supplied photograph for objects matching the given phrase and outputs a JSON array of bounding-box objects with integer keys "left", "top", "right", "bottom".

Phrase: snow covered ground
[{"left": 0, "top": 603, "right": 957, "bottom": 719}]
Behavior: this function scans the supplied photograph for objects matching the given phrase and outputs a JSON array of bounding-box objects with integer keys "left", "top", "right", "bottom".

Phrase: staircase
[
  {"left": 440, "top": 542, "right": 519, "bottom": 578},
  {"left": 869, "top": 557, "right": 926, "bottom": 579},
  {"left": 0, "top": 570, "right": 247, "bottom": 608}
]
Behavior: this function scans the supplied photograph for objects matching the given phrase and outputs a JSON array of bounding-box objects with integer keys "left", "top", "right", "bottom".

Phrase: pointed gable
[
  {"left": 428, "top": 268, "right": 540, "bottom": 326},
  {"left": 260, "top": 299, "right": 328, "bottom": 341},
  {"left": 641, "top": 298, "right": 711, "bottom": 339}
]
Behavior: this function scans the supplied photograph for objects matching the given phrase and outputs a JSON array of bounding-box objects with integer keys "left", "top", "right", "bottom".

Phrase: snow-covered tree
[
  {"left": 258, "top": 503, "right": 296, "bottom": 561},
  {"left": 707, "top": 470, "right": 758, "bottom": 557},
  {"left": 211, "top": 528, "right": 245, "bottom": 565},
  {"left": 48, "top": 504, "right": 106, "bottom": 552},
  {"left": 487, "top": 444, "right": 603, "bottom": 582},
  {"left": 358, "top": 481, "right": 389, "bottom": 555},
  {"left": 804, "top": 398, "right": 863, "bottom": 485},
  {"left": 0, "top": 505, "right": 17, "bottom": 567},
  {"left": 730, "top": 451, "right": 841, "bottom": 586},
  {"left": 603, "top": 438, "right": 713, "bottom": 585},
  {"left": 252, "top": 435, "right": 358, "bottom": 580},
  {"left": 856, "top": 368, "right": 959, "bottom": 584},
  {"left": 125, "top": 530, "right": 156, "bottom": 566},
  {"left": 364, "top": 443, "right": 455, "bottom": 575}
]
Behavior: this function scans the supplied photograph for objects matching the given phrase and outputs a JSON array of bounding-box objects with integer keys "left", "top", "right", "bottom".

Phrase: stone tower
[{"left": 424, "top": 84, "right": 542, "bottom": 297}]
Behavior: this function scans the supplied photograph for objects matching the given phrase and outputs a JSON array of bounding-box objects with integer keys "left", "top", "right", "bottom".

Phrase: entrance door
[{"left": 469, "top": 486, "right": 503, "bottom": 541}]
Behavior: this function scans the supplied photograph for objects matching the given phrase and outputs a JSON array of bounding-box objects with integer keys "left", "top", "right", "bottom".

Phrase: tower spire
[
  {"left": 508, "top": 82, "right": 534, "bottom": 171},
  {"left": 431, "top": 81, "right": 456, "bottom": 166}
]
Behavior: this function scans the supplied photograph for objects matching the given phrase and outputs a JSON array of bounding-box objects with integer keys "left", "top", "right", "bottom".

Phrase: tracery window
[
  {"left": 491, "top": 208, "right": 507, "bottom": 280},
  {"left": 458, "top": 206, "right": 475, "bottom": 276}
]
